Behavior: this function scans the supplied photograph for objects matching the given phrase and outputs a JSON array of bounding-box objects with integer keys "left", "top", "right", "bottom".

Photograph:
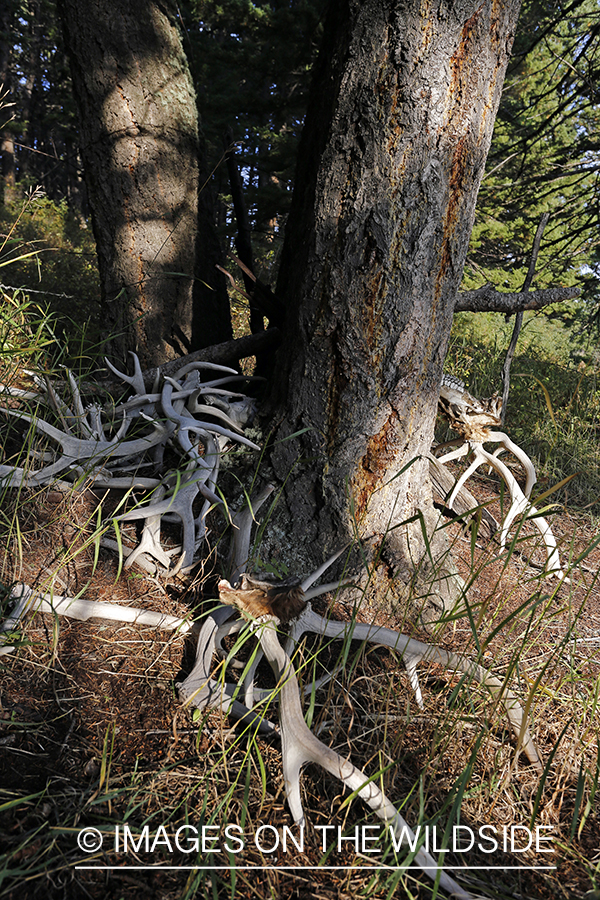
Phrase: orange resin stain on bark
[
  {"left": 438, "top": 133, "right": 470, "bottom": 281},
  {"left": 353, "top": 412, "right": 399, "bottom": 516},
  {"left": 435, "top": 4, "right": 490, "bottom": 304},
  {"left": 449, "top": 6, "right": 481, "bottom": 95}
]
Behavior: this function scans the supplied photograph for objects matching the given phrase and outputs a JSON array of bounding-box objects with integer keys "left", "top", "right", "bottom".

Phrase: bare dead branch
[
  {"left": 455, "top": 283, "right": 579, "bottom": 313},
  {"left": 125, "top": 282, "right": 577, "bottom": 397},
  {"left": 141, "top": 329, "right": 280, "bottom": 390}
]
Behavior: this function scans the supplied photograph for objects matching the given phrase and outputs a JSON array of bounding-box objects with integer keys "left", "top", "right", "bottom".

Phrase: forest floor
[{"left": 0, "top": 468, "right": 599, "bottom": 900}]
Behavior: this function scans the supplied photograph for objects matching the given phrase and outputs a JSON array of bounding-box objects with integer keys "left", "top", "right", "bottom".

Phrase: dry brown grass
[{"left": 0, "top": 467, "right": 599, "bottom": 900}]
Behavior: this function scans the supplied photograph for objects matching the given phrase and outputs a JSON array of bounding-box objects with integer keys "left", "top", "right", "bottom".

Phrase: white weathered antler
[
  {"left": 207, "top": 566, "right": 541, "bottom": 898},
  {"left": 0, "top": 583, "right": 193, "bottom": 656},
  {"left": 105, "top": 352, "right": 147, "bottom": 399},
  {"left": 437, "top": 376, "right": 566, "bottom": 579},
  {"left": 176, "top": 604, "right": 277, "bottom": 735},
  {"left": 116, "top": 464, "right": 221, "bottom": 571},
  {"left": 228, "top": 483, "right": 276, "bottom": 582},
  {"left": 249, "top": 615, "right": 477, "bottom": 900},
  {"left": 284, "top": 603, "right": 541, "bottom": 770},
  {"left": 0, "top": 405, "right": 169, "bottom": 486}
]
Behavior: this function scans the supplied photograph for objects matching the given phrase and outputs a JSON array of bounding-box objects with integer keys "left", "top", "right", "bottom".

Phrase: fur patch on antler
[{"left": 218, "top": 573, "right": 307, "bottom": 624}]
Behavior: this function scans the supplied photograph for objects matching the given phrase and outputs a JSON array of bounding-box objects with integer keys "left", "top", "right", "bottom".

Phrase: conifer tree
[{"left": 464, "top": 0, "right": 600, "bottom": 314}]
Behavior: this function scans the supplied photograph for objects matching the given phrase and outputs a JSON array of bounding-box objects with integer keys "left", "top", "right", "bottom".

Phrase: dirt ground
[{"left": 0, "top": 469, "right": 599, "bottom": 900}]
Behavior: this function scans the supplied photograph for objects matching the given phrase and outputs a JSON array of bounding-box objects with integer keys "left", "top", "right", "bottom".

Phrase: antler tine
[
  {"left": 113, "top": 387, "right": 195, "bottom": 415},
  {"left": 85, "top": 403, "right": 109, "bottom": 442},
  {"left": 300, "top": 545, "right": 349, "bottom": 592},
  {"left": 195, "top": 387, "right": 246, "bottom": 399},
  {"left": 65, "top": 370, "right": 95, "bottom": 439},
  {"left": 105, "top": 353, "right": 145, "bottom": 397},
  {"left": 118, "top": 479, "right": 200, "bottom": 572},
  {"left": 129, "top": 351, "right": 147, "bottom": 395},
  {"left": 445, "top": 450, "right": 485, "bottom": 511},
  {"left": 99, "top": 538, "right": 162, "bottom": 575},
  {"left": 253, "top": 617, "right": 476, "bottom": 900},
  {"left": 181, "top": 417, "right": 260, "bottom": 452},
  {"left": 160, "top": 380, "right": 211, "bottom": 470},
  {"left": 170, "top": 360, "right": 238, "bottom": 382},
  {"left": 474, "top": 443, "right": 565, "bottom": 579},
  {"left": 283, "top": 604, "right": 425, "bottom": 708},
  {"left": 228, "top": 484, "right": 275, "bottom": 583},
  {"left": 303, "top": 580, "right": 355, "bottom": 602},
  {"left": 161, "top": 379, "right": 260, "bottom": 463},
  {"left": 196, "top": 375, "right": 265, "bottom": 391},
  {"left": 186, "top": 401, "right": 246, "bottom": 435},
  {"left": 193, "top": 431, "right": 221, "bottom": 549},
  {"left": 104, "top": 356, "right": 136, "bottom": 393},
  {"left": 42, "top": 373, "right": 76, "bottom": 434},
  {"left": 435, "top": 442, "right": 470, "bottom": 465},
  {"left": 486, "top": 431, "right": 536, "bottom": 498}
]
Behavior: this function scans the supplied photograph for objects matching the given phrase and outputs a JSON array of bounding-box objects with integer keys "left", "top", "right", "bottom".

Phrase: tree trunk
[
  {"left": 266, "top": 0, "right": 521, "bottom": 619},
  {"left": 0, "top": 1, "right": 16, "bottom": 204},
  {"left": 58, "top": 0, "right": 204, "bottom": 366}
]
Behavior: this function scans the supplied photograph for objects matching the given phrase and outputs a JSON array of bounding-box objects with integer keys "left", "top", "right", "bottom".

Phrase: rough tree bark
[
  {"left": 266, "top": 0, "right": 523, "bottom": 618},
  {"left": 58, "top": 0, "right": 228, "bottom": 366}
]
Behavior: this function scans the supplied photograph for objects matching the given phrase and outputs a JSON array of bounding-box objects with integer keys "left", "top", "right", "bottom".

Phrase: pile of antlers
[{"left": 0, "top": 353, "right": 260, "bottom": 574}]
